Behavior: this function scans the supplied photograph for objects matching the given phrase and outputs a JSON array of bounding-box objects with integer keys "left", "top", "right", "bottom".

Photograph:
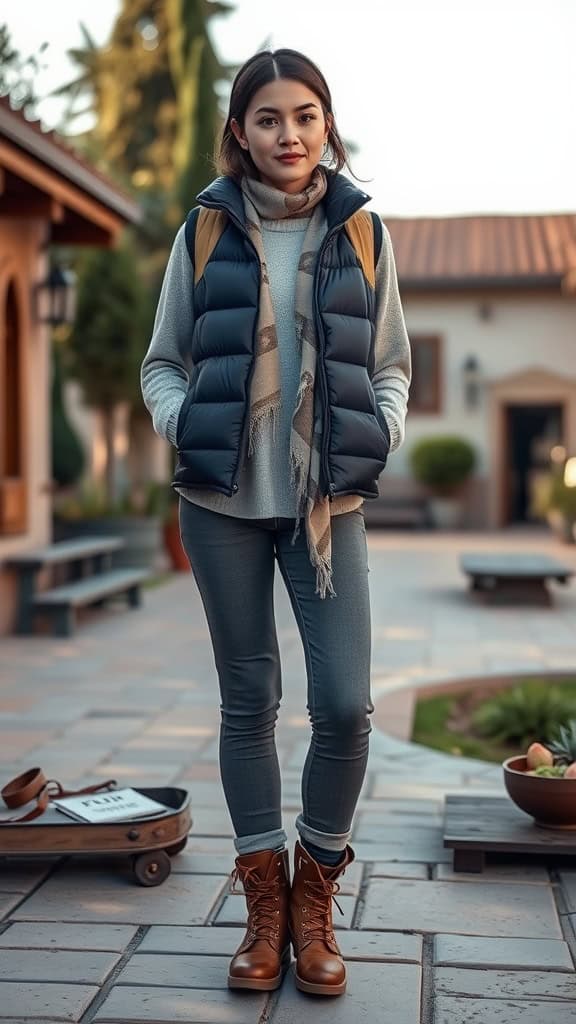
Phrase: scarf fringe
[{"left": 248, "top": 403, "right": 278, "bottom": 458}]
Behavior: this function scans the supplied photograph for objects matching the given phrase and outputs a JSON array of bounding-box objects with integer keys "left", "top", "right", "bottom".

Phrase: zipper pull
[{"left": 328, "top": 482, "right": 336, "bottom": 503}]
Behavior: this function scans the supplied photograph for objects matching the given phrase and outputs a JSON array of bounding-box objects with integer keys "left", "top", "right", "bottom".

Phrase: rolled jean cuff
[
  {"left": 295, "top": 812, "right": 352, "bottom": 852},
  {"left": 234, "top": 827, "right": 288, "bottom": 855}
]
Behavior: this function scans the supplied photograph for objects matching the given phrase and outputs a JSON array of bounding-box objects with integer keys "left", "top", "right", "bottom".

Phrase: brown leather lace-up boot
[
  {"left": 289, "top": 839, "right": 354, "bottom": 996},
  {"left": 227, "top": 847, "right": 291, "bottom": 990}
]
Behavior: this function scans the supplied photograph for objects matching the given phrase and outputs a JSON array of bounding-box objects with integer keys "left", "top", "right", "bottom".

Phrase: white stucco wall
[{"left": 392, "top": 291, "right": 576, "bottom": 479}]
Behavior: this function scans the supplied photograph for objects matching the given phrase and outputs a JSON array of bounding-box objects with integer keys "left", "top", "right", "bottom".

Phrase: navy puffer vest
[{"left": 172, "top": 172, "right": 390, "bottom": 500}]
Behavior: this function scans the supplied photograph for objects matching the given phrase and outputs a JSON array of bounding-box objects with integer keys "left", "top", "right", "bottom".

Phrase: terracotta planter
[
  {"left": 163, "top": 517, "right": 190, "bottom": 572},
  {"left": 503, "top": 755, "right": 576, "bottom": 829}
]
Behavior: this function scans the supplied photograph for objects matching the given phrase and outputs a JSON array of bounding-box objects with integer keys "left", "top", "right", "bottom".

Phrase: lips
[{"left": 276, "top": 154, "right": 304, "bottom": 163}]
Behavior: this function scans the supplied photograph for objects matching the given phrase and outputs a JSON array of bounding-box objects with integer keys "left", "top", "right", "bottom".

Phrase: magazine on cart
[{"left": 52, "top": 787, "right": 169, "bottom": 823}]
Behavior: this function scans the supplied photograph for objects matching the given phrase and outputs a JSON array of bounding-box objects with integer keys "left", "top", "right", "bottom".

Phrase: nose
[{"left": 278, "top": 122, "right": 300, "bottom": 147}]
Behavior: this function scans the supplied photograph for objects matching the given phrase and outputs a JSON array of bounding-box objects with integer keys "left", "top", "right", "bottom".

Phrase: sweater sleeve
[
  {"left": 140, "top": 223, "right": 195, "bottom": 446},
  {"left": 371, "top": 222, "right": 412, "bottom": 453}
]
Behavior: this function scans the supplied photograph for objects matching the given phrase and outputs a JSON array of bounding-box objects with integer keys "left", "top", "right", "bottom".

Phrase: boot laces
[
  {"left": 230, "top": 866, "right": 282, "bottom": 939},
  {"left": 303, "top": 878, "right": 344, "bottom": 940}
]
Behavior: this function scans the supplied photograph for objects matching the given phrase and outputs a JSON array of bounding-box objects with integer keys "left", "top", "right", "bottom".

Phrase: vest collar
[{"left": 196, "top": 171, "right": 371, "bottom": 230}]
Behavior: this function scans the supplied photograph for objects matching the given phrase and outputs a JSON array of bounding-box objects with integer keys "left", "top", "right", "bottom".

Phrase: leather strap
[{"left": 0, "top": 767, "right": 117, "bottom": 825}]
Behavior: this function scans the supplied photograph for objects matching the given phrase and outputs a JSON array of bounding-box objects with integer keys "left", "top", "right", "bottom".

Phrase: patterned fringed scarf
[{"left": 240, "top": 166, "right": 337, "bottom": 598}]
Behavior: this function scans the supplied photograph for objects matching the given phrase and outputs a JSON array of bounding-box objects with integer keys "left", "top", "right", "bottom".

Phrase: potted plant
[
  {"left": 409, "top": 435, "right": 476, "bottom": 529},
  {"left": 503, "top": 719, "right": 576, "bottom": 828},
  {"left": 540, "top": 472, "right": 576, "bottom": 544}
]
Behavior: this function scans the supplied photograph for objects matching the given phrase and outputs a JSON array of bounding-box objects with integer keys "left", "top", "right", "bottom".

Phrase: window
[
  {"left": 0, "top": 279, "right": 27, "bottom": 534},
  {"left": 408, "top": 334, "right": 442, "bottom": 413}
]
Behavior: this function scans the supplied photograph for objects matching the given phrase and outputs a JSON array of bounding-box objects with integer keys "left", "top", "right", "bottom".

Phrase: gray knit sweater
[{"left": 141, "top": 210, "right": 412, "bottom": 518}]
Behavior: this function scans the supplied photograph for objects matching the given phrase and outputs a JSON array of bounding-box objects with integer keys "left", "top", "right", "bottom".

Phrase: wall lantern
[
  {"left": 463, "top": 355, "right": 481, "bottom": 409},
  {"left": 35, "top": 264, "right": 77, "bottom": 327}
]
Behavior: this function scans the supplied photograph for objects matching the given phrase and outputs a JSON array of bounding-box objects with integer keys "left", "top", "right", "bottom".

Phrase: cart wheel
[
  {"left": 166, "top": 837, "right": 188, "bottom": 857},
  {"left": 132, "top": 850, "right": 171, "bottom": 886}
]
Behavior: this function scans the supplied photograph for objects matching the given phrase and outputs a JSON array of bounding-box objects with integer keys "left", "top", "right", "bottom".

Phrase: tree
[
  {"left": 0, "top": 23, "right": 47, "bottom": 116},
  {"left": 51, "top": 342, "right": 85, "bottom": 488},
  {"left": 66, "top": 241, "right": 146, "bottom": 502}
]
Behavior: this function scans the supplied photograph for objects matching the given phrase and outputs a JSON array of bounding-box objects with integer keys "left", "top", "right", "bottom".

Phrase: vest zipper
[
  {"left": 313, "top": 225, "right": 344, "bottom": 502},
  {"left": 197, "top": 199, "right": 261, "bottom": 496}
]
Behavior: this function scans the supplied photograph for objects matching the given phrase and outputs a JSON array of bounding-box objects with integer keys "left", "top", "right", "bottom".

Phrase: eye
[
  {"left": 258, "top": 117, "right": 277, "bottom": 127},
  {"left": 300, "top": 114, "right": 316, "bottom": 124}
]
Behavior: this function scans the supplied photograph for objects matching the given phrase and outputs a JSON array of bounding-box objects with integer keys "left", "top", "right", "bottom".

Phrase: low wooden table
[
  {"left": 443, "top": 793, "right": 576, "bottom": 873},
  {"left": 460, "top": 552, "right": 573, "bottom": 606}
]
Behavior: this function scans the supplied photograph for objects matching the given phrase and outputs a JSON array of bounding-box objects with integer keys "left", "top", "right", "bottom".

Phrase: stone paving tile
[
  {"left": 168, "top": 851, "right": 234, "bottom": 875},
  {"left": 557, "top": 870, "right": 576, "bottom": 912},
  {"left": 138, "top": 926, "right": 245, "bottom": 955},
  {"left": 0, "top": 982, "right": 98, "bottom": 1021},
  {"left": 117, "top": 952, "right": 232, "bottom": 988},
  {"left": 189, "top": 807, "right": 235, "bottom": 836},
  {"left": 0, "top": 922, "right": 137, "bottom": 951},
  {"left": 337, "top": 930, "right": 422, "bottom": 962},
  {"left": 370, "top": 862, "right": 429, "bottom": 879},
  {"left": 434, "top": 996, "right": 576, "bottom": 1023},
  {"left": 0, "top": 892, "right": 26, "bottom": 920},
  {"left": 354, "top": 816, "right": 443, "bottom": 841},
  {"left": 351, "top": 824, "right": 450, "bottom": 862},
  {"left": 214, "top": 892, "right": 357, "bottom": 929},
  {"left": 353, "top": 839, "right": 452, "bottom": 863},
  {"left": 272, "top": 961, "right": 421, "bottom": 1023},
  {"left": 434, "top": 934, "right": 574, "bottom": 970},
  {"left": 361, "top": 878, "right": 562, "bottom": 938},
  {"left": 435, "top": 966, "right": 576, "bottom": 999},
  {"left": 435, "top": 861, "right": 552, "bottom": 884},
  {"left": 0, "top": 949, "right": 120, "bottom": 984},
  {"left": 93, "top": 985, "right": 266, "bottom": 1022},
  {"left": 12, "top": 870, "right": 227, "bottom": 925},
  {"left": 0, "top": 861, "right": 56, "bottom": 891}
]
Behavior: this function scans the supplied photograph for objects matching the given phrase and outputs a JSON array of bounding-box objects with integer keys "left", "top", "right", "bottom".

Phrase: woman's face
[{"left": 231, "top": 78, "right": 330, "bottom": 194}]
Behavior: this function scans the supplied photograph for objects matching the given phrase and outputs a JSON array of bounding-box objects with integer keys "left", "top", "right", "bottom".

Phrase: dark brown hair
[{"left": 215, "top": 48, "right": 352, "bottom": 180}]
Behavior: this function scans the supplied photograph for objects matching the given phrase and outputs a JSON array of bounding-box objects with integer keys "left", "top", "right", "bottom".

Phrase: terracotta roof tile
[{"left": 382, "top": 211, "right": 576, "bottom": 289}]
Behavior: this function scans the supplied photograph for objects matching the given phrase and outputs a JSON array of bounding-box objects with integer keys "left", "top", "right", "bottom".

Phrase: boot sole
[
  {"left": 227, "top": 952, "right": 291, "bottom": 991},
  {"left": 295, "top": 972, "right": 346, "bottom": 996}
]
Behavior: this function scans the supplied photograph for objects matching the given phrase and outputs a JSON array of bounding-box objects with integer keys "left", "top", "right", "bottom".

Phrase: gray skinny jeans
[{"left": 178, "top": 498, "right": 374, "bottom": 855}]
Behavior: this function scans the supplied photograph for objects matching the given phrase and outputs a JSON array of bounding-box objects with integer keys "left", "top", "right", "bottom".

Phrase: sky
[{"left": 4, "top": 0, "right": 576, "bottom": 217}]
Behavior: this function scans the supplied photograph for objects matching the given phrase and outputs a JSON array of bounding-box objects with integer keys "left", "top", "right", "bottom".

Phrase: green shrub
[
  {"left": 409, "top": 435, "right": 476, "bottom": 496},
  {"left": 545, "top": 474, "right": 576, "bottom": 523},
  {"left": 51, "top": 345, "right": 85, "bottom": 487},
  {"left": 471, "top": 680, "right": 576, "bottom": 746}
]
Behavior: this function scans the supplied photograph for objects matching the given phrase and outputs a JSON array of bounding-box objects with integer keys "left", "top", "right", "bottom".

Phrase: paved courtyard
[{"left": 1, "top": 527, "right": 576, "bottom": 1023}]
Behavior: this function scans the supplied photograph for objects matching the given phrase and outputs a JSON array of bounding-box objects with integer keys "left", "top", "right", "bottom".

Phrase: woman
[{"left": 141, "top": 47, "right": 411, "bottom": 997}]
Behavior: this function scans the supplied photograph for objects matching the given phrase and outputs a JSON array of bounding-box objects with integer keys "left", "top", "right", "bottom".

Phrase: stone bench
[
  {"left": 5, "top": 537, "right": 148, "bottom": 635},
  {"left": 460, "top": 553, "right": 574, "bottom": 606}
]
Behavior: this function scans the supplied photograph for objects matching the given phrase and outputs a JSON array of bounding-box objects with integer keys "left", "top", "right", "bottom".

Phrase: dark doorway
[{"left": 505, "top": 404, "right": 564, "bottom": 524}]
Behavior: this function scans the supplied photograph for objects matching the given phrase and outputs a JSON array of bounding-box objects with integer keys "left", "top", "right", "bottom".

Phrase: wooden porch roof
[{"left": 0, "top": 96, "right": 140, "bottom": 246}]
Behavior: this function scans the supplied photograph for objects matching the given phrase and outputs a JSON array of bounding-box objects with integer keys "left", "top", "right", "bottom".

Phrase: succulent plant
[{"left": 547, "top": 720, "right": 576, "bottom": 765}]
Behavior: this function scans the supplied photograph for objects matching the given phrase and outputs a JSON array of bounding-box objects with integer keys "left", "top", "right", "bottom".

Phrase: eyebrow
[{"left": 253, "top": 102, "right": 320, "bottom": 115}]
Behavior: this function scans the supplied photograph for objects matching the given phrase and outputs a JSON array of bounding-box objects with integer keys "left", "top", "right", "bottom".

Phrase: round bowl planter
[{"left": 503, "top": 755, "right": 576, "bottom": 829}]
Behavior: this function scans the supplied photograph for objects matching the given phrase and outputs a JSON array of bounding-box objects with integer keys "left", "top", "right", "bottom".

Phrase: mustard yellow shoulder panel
[
  {"left": 344, "top": 210, "right": 375, "bottom": 290},
  {"left": 194, "top": 208, "right": 228, "bottom": 284}
]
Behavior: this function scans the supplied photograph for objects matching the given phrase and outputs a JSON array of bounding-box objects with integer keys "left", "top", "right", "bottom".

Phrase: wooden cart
[{"left": 0, "top": 773, "right": 192, "bottom": 887}]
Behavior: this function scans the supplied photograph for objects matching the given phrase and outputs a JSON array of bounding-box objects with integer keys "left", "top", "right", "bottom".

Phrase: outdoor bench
[
  {"left": 5, "top": 537, "right": 149, "bottom": 636},
  {"left": 460, "top": 553, "right": 573, "bottom": 606}
]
